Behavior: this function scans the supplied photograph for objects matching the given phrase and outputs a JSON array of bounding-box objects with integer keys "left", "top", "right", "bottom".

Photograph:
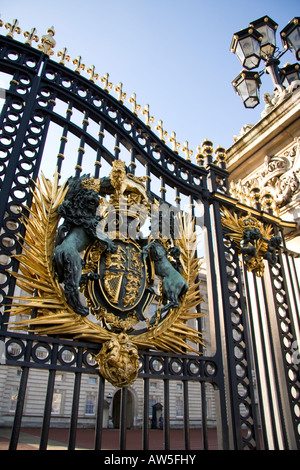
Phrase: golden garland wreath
[{"left": 8, "top": 172, "right": 204, "bottom": 386}]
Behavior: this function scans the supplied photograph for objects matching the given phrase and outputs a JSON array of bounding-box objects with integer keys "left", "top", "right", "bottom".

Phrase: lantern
[
  {"left": 279, "top": 63, "right": 300, "bottom": 87},
  {"left": 230, "top": 27, "right": 262, "bottom": 70},
  {"left": 232, "top": 70, "right": 261, "bottom": 108},
  {"left": 281, "top": 17, "right": 300, "bottom": 61},
  {"left": 249, "top": 16, "right": 278, "bottom": 60}
]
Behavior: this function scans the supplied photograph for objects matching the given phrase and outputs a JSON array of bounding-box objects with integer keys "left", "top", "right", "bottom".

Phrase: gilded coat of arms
[
  {"left": 8, "top": 160, "right": 204, "bottom": 387},
  {"left": 221, "top": 207, "right": 282, "bottom": 277}
]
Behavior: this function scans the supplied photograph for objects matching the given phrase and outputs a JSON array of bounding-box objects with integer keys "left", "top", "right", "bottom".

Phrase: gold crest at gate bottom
[{"left": 94, "top": 333, "right": 139, "bottom": 387}]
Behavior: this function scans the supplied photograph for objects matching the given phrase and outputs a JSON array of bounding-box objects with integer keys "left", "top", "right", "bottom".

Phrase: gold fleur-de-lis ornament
[
  {"left": 115, "top": 82, "right": 127, "bottom": 103},
  {"left": 5, "top": 19, "right": 21, "bottom": 38},
  {"left": 24, "top": 27, "right": 39, "bottom": 46},
  {"left": 72, "top": 56, "right": 85, "bottom": 74},
  {"left": 57, "top": 47, "right": 70, "bottom": 66},
  {"left": 156, "top": 120, "right": 168, "bottom": 143},
  {"left": 87, "top": 65, "right": 99, "bottom": 83}
]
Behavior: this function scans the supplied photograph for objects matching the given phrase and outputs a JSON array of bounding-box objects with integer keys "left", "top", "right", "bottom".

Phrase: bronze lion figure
[{"left": 52, "top": 175, "right": 115, "bottom": 316}]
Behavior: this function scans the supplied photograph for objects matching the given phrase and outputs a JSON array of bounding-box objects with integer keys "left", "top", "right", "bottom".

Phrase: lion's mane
[{"left": 55, "top": 175, "right": 101, "bottom": 245}]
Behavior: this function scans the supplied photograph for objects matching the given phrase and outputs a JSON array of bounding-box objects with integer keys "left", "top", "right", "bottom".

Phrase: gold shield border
[
  {"left": 93, "top": 239, "right": 147, "bottom": 312},
  {"left": 7, "top": 172, "right": 204, "bottom": 385}
]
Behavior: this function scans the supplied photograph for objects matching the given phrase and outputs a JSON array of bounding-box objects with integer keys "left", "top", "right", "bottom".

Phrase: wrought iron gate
[{"left": 0, "top": 27, "right": 299, "bottom": 450}]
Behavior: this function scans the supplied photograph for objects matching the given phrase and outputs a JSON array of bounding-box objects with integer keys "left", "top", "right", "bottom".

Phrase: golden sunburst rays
[
  {"left": 6, "top": 171, "right": 109, "bottom": 342},
  {"left": 221, "top": 207, "right": 272, "bottom": 246},
  {"left": 7, "top": 172, "right": 204, "bottom": 355},
  {"left": 221, "top": 206, "right": 274, "bottom": 276},
  {"left": 7, "top": 171, "right": 70, "bottom": 323}
]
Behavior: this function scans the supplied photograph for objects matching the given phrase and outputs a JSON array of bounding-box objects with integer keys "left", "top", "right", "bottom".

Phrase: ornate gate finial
[
  {"left": 156, "top": 120, "right": 168, "bottom": 143},
  {"left": 196, "top": 146, "right": 205, "bottom": 167},
  {"left": 5, "top": 19, "right": 21, "bottom": 39},
  {"left": 129, "top": 93, "right": 141, "bottom": 115},
  {"left": 87, "top": 65, "right": 99, "bottom": 82},
  {"left": 169, "top": 131, "right": 181, "bottom": 154},
  {"left": 182, "top": 141, "right": 193, "bottom": 161},
  {"left": 100, "top": 73, "right": 113, "bottom": 92},
  {"left": 115, "top": 82, "right": 127, "bottom": 103},
  {"left": 142, "top": 104, "right": 154, "bottom": 128},
  {"left": 215, "top": 146, "right": 227, "bottom": 168},
  {"left": 38, "top": 26, "right": 56, "bottom": 56},
  {"left": 72, "top": 56, "right": 85, "bottom": 74},
  {"left": 57, "top": 47, "right": 70, "bottom": 65},
  {"left": 201, "top": 139, "right": 214, "bottom": 163},
  {"left": 23, "top": 27, "right": 39, "bottom": 46}
]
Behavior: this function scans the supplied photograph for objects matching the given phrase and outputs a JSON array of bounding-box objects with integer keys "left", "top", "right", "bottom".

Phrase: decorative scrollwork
[{"left": 221, "top": 207, "right": 282, "bottom": 277}]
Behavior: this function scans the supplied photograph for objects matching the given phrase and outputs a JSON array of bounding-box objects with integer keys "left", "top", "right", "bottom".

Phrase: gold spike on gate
[
  {"left": 5, "top": 19, "right": 21, "bottom": 38},
  {"left": 23, "top": 27, "right": 39, "bottom": 46}
]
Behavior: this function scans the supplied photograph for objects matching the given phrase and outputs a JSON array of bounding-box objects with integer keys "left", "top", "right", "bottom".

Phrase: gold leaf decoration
[
  {"left": 7, "top": 172, "right": 111, "bottom": 342},
  {"left": 221, "top": 206, "right": 274, "bottom": 277}
]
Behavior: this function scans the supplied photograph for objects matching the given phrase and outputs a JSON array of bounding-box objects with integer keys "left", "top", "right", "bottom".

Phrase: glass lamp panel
[
  {"left": 286, "top": 71, "right": 298, "bottom": 85},
  {"left": 245, "top": 96, "right": 258, "bottom": 108},
  {"left": 236, "top": 79, "right": 249, "bottom": 101},
  {"left": 267, "top": 27, "right": 276, "bottom": 46},
  {"left": 239, "top": 77, "right": 259, "bottom": 108},
  {"left": 232, "top": 71, "right": 260, "bottom": 108},
  {"left": 257, "top": 25, "right": 276, "bottom": 58},
  {"left": 281, "top": 65, "right": 300, "bottom": 86},
  {"left": 244, "top": 54, "right": 260, "bottom": 70},
  {"left": 239, "top": 37, "right": 261, "bottom": 69},
  {"left": 246, "top": 78, "right": 258, "bottom": 97},
  {"left": 287, "top": 27, "right": 300, "bottom": 60},
  {"left": 235, "top": 41, "right": 245, "bottom": 65},
  {"left": 282, "top": 76, "right": 292, "bottom": 88},
  {"left": 245, "top": 77, "right": 259, "bottom": 107}
]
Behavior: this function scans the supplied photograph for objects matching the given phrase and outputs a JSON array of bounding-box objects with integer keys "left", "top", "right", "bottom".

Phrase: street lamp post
[{"left": 230, "top": 16, "right": 300, "bottom": 108}]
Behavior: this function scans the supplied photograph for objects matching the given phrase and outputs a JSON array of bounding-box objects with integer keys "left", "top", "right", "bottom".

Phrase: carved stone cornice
[
  {"left": 229, "top": 139, "right": 300, "bottom": 214},
  {"left": 227, "top": 87, "right": 300, "bottom": 182}
]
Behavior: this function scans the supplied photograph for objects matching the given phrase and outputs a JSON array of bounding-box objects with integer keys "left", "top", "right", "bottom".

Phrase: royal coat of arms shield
[{"left": 83, "top": 238, "right": 156, "bottom": 331}]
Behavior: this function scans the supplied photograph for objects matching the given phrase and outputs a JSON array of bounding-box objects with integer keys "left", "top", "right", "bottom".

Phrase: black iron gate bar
[
  {"left": 0, "top": 330, "right": 220, "bottom": 450},
  {"left": 0, "top": 29, "right": 299, "bottom": 450},
  {"left": 267, "top": 246, "right": 300, "bottom": 446},
  {"left": 40, "top": 60, "right": 208, "bottom": 194}
]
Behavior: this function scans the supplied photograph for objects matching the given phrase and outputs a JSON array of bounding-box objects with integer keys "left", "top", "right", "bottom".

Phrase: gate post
[
  {"left": 256, "top": 243, "right": 299, "bottom": 449},
  {"left": 202, "top": 195, "right": 230, "bottom": 450},
  {"left": 0, "top": 44, "right": 56, "bottom": 329},
  {"left": 206, "top": 158, "right": 261, "bottom": 449}
]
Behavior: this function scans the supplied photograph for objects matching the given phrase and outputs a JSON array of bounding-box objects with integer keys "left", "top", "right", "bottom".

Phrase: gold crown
[
  {"left": 81, "top": 177, "right": 101, "bottom": 193},
  {"left": 108, "top": 160, "right": 149, "bottom": 215}
]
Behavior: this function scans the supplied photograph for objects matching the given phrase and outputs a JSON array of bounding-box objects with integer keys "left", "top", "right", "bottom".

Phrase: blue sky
[{"left": 1, "top": 0, "right": 299, "bottom": 157}]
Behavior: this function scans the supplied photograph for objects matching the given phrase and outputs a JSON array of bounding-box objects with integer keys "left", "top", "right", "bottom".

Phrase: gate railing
[{"left": 0, "top": 26, "right": 299, "bottom": 450}]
